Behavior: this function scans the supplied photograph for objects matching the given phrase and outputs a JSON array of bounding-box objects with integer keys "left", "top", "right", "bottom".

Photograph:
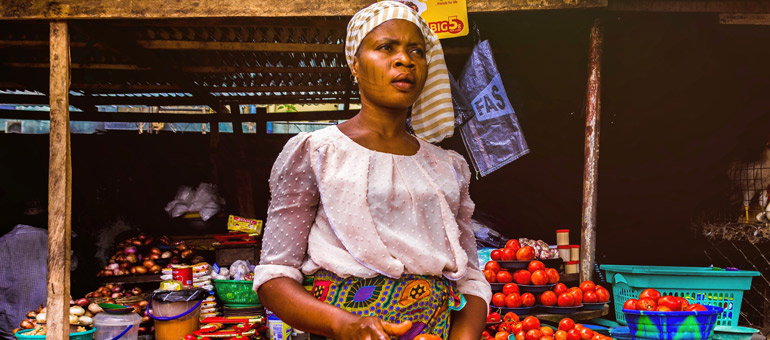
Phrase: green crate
[
  {"left": 15, "top": 327, "right": 95, "bottom": 340},
  {"left": 601, "top": 265, "right": 759, "bottom": 327},
  {"left": 213, "top": 279, "right": 260, "bottom": 306}
]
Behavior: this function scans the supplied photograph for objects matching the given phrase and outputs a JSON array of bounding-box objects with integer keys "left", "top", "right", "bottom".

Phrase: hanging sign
[{"left": 385, "top": 0, "right": 469, "bottom": 39}]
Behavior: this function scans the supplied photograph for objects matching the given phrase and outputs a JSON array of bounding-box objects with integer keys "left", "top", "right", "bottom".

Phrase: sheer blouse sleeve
[
  {"left": 253, "top": 132, "right": 320, "bottom": 292},
  {"left": 448, "top": 151, "right": 492, "bottom": 311}
]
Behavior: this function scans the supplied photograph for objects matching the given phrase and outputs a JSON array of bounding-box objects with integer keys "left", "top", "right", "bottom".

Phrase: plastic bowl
[
  {"left": 712, "top": 326, "right": 759, "bottom": 340},
  {"left": 15, "top": 327, "right": 95, "bottom": 340},
  {"left": 623, "top": 305, "right": 723, "bottom": 340},
  {"left": 538, "top": 305, "right": 581, "bottom": 314},
  {"left": 517, "top": 283, "right": 556, "bottom": 293}
]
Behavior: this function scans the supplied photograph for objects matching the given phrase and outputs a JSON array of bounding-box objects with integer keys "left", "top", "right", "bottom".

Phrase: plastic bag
[
  {"left": 229, "top": 260, "right": 251, "bottom": 281},
  {"left": 471, "top": 218, "right": 508, "bottom": 249},
  {"left": 152, "top": 288, "right": 209, "bottom": 302},
  {"left": 457, "top": 40, "right": 529, "bottom": 177},
  {"left": 164, "top": 183, "right": 225, "bottom": 221}
]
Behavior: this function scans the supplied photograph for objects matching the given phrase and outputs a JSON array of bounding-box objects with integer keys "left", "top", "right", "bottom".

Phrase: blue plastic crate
[
  {"left": 623, "top": 305, "right": 722, "bottom": 340},
  {"left": 600, "top": 265, "right": 759, "bottom": 327}
]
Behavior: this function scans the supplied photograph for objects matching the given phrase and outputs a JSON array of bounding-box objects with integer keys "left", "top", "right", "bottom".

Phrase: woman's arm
[
  {"left": 448, "top": 295, "right": 488, "bottom": 340},
  {"left": 259, "top": 277, "right": 411, "bottom": 340}
]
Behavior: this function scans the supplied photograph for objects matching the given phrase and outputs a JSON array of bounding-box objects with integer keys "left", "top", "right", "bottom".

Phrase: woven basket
[{"left": 88, "top": 293, "right": 149, "bottom": 306}]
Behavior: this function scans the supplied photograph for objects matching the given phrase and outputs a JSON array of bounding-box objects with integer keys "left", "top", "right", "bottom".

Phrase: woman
[{"left": 253, "top": 2, "right": 491, "bottom": 340}]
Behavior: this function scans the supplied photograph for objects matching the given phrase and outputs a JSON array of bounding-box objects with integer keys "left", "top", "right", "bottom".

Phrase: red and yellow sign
[{"left": 385, "top": 0, "right": 469, "bottom": 39}]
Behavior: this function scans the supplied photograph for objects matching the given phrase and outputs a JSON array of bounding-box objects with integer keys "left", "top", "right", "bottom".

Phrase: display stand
[{"left": 533, "top": 305, "right": 609, "bottom": 323}]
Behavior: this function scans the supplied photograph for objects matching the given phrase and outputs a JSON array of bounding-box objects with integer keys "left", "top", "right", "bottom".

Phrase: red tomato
[
  {"left": 485, "top": 261, "right": 502, "bottom": 273},
  {"left": 579, "top": 328, "right": 594, "bottom": 340},
  {"left": 521, "top": 316, "right": 541, "bottom": 332},
  {"left": 623, "top": 299, "right": 638, "bottom": 310},
  {"left": 492, "top": 293, "right": 506, "bottom": 307},
  {"left": 555, "top": 330, "right": 568, "bottom": 340},
  {"left": 487, "top": 312, "right": 501, "bottom": 322},
  {"left": 495, "top": 331, "right": 511, "bottom": 340},
  {"left": 655, "top": 306, "right": 672, "bottom": 312},
  {"left": 502, "top": 248, "right": 517, "bottom": 261},
  {"left": 546, "top": 268, "right": 560, "bottom": 284},
  {"left": 516, "top": 246, "right": 536, "bottom": 261},
  {"left": 553, "top": 283, "right": 568, "bottom": 296},
  {"left": 636, "top": 298, "right": 657, "bottom": 311},
  {"left": 521, "top": 293, "right": 536, "bottom": 307},
  {"left": 526, "top": 329, "right": 542, "bottom": 340},
  {"left": 591, "top": 335, "right": 602, "bottom": 340},
  {"left": 583, "top": 291, "right": 599, "bottom": 303},
  {"left": 541, "top": 326, "right": 555, "bottom": 337},
  {"left": 497, "top": 271, "right": 513, "bottom": 283},
  {"left": 568, "top": 288, "right": 583, "bottom": 305},
  {"left": 566, "top": 329, "right": 582, "bottom": 340},
  {"left": 639, "top": 288, "right": 662, "bottom": 301},
  {"left": 540, "top": 291, "right": 558, "bottom": 306},
  {"left": 657, "top": 296, "right": 682, "bottom": 311},
  {"left": 503, "top": 283, "right": 520, "bottom": 295},
  {"left": 595, "top": 286, "right": 610, "bottom": 303},
  {"left": 490, "top": 249, "right": 503, "bottom": 261},
  {"left": 677, "top": 297, "right": 690, "bottom": 311},
  {"left": 512, "top": 323, "right": 523, "bottom": 334},
  {"left": 505, "top": 293, "right": 523, "bottom": 308},
  {"left": 516, "top": 270, "right": 532, "bottom": 285},
  {"left": 542, "top": 337, "right": 555, "bottom": 340},
  {"left": 685, "top": 304, "right": 708, "bottom": 312},
  {"left": 483, "top": 269, "right": 497, "bottom": 283},
  {"left": 515, "top": 331, "right": 526, "bottom": 340},
  {"left": 558, "top": 318, "right": 575, "bottom": 331},
  {"left": 503, "top": 312, "right": 520, "bottom": 323},
  {"left": 579, "top": 281, "right": 595, "bottom": 293},
  {"left": 506, "top": 239, "right": 521, "bottom": 250},
  {"left": 528, "top": 260, "right": 546, "bottom": 272},
  {"left": 557, "top": 292, "right": 575, "bottom": 307},
  {"left": 531, "top": 270, "right": 549, "bottom": 285}
]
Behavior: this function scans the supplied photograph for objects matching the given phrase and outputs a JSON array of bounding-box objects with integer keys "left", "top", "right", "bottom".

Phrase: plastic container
[
  {"left": 610, "top": 326, "right": 634, "bottom": 340},
  {"left": 623, "top": 305, "right": 723, "bottom": 340},
  {"left": 557, "top": 245, "right": 571, "bottom": 262},
  {"left": 565, "top": 261, "right": 579, "bottom": 274},
  {"left": 267, "top": 314, "right": 292, "bottom": 340},
  {"left": 569, "top": 245, "right": 580, "bottom": 262},
  {"left": 15, "top": 327, "right": 95, "bottom": 340},
  {"left": 556, "top": 229, "right": 570, "bottom": 245},
  {"left": 149, "top": 288, "right": 208, "bottom": 340},
  {"left": 712, "top": 326, "right": 759, "bottom": 340},
  {"left": 601, "top": 264, "right": 760, "bottom": 326},
  {"left": 93, "top": 310, "right": 141, "bottom": 340},
  {"left": 213, "top": 279, "right": 260, "bottom": 306}
]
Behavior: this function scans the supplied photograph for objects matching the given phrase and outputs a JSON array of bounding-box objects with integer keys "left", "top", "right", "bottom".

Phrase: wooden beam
[
  {"left": 719, "top": 13, "right": 770, "bottom": 25},
  {"left": 0, "top": 0, "right": 606, "bottom": 19},
  {"left": 607, "top": 0, "right": 770, "bottom": 13},
  {"left": 4, "top": 61, "right": 348, "bottom": 74},
  {"left": 0, "top": 108, "right": 356, "bottom": 122},
  {"left": 580, "top": 18, "right": 602, "bottom": 283},
  {"left": 136, "top": 40, "right": 343, "bottom": 53},
  {"left": 46, "top": 20, "right": 71, "bottom": 340},
  {"left": 0, "top": 40, "right": 88, "bottom": 48},
  {"left": 64, "top": 83, "right": 350, "bottom": 93},
  {"left": 0, "top": 93, "right": 356, "bottom": 106}
]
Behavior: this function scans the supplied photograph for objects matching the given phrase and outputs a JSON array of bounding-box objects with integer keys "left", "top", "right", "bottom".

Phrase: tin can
[{"left": 172, "top": 266, "right": 193, "bottom": 288}]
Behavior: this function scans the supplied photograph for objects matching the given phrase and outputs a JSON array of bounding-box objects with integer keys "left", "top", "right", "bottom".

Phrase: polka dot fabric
[{"left": 253, "top": 126, "right": 491, "bottom": 310}]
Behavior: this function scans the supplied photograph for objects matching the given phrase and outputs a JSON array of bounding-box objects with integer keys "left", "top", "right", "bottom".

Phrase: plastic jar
[
  {"left": 557, "top": 245, "right": 571, "bottom": 262},
  {"left": 565, "top": 261, "right": 579, "bottom": 274},
  {"left": 556, "top": 229, "right": 569, "bottom": 245},
  {"left": 149, "top": 288, "right": 208, "bottom": 340},
  {"left": 570, "top": 245, "right": 580, "bottom": 262},
  {"left": 93, "top": 310, "right": 141, "bottom": 340}
]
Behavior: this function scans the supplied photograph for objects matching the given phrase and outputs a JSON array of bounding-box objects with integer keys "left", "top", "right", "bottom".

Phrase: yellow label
[
  {"left": 382, "top": 0, "right": 468, "bottom": 39},
  {"left": 227, "top": 215, "right": 263, "bottom": 235}
]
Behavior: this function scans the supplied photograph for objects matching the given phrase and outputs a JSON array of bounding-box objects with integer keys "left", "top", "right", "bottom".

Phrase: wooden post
[
  {"left": 46, "top": 20, "right": 72, "bottom": 340},
  {"left": 580, "top": 18, "right": 603, "bottom": 282}
]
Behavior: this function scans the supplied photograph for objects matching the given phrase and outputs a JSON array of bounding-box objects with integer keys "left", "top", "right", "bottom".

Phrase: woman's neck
[{"left": 353, "top": 101, "right": 409, "bottom": 139}]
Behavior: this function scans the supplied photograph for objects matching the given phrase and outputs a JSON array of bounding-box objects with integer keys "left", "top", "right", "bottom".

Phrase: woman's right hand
[{"left": 337, "top": 317, "right": 412, "bottom": 340}]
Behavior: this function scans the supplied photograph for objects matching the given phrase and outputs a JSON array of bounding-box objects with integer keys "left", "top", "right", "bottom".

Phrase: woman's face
[{"left": 352, "top": 19, "right": 428, "bottom": 111}]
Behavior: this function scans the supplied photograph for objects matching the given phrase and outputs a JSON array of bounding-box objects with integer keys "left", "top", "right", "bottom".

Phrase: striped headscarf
[{"left": 345, "top": 1, "right": 455, "bottom": 143}]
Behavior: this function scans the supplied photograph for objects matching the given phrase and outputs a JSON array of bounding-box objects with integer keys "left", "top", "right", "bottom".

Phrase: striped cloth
[{"left": 345, "top": 1, "right": 455, "bottom": 143}]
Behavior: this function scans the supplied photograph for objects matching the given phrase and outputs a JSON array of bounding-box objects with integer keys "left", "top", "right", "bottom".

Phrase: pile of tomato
[
  {"left": 483, "top": 260, "right": 560, "bottom": 285},
  {"left": 623, "top": 288, "right": 707, "bottom": 312},
  {"left": 539, "top": 281, "right": 611, "bottom": 307},
  {"left": 490, "top": 239, "right": 536, "bottom": 262},
  {"left": 483, "top": 314, "right": 612, "bottom": 340}
]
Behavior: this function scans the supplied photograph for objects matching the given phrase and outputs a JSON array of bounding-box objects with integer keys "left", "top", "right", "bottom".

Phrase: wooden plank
[
  {"left": 0, "top": 0, "right": 606, "bottom": 19},
  {"left": 3, "top": 62, "right": 348, "bottom": 74},
  {"left": 607, "top": 0, "right": 770, "bottom": 13},
  {"left": 64, "top": 83, "right": 349, "bottom": 93},
  {"left": 46, "top": 20, "right": 71, "bottom": 340},
  {"left": 136, "top": 40, "right": 344, "bottom": 53},
  {"left": 580, "top": 18, "right": 602, "bottom": 283},
  {"left": 719, "top": 13, "right": 770, "bottom": 25},
  {"left": 0, "top": 108, "right": 356, "bottom": 122}
]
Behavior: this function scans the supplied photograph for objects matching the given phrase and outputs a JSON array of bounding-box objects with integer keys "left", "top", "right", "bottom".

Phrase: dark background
[{"left": 1, "top": 10, "right": 770, "bottom": 294}]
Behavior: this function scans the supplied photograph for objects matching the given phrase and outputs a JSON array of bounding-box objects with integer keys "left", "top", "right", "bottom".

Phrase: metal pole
[{"left": 580, "top": 17, "right": 603, "bottom": 282}]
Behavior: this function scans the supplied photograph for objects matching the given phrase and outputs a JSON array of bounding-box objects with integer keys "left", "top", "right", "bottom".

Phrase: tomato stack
[
  {"left": 535, "top": 280, "right": 607, "bottom": 308},
  {"left": 623, "top": 288, "right": 707, "bottom": 312},
  {"left": 554, "top": 318, "right": 613, "bottom": 340},
  {"left": 491, "top": 283, "right": 535, "bottom": 308},
  {"left": 490, "top": 239, "right": 537, "bottom": 262},
  {"left": 483, "top": 260, "right": 559, "bottom": 285},
  {"left": 483, "top": 314, "right": 550, "bottom": 340}
]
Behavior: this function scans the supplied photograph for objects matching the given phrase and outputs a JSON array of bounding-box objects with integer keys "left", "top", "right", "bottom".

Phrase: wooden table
[{"left": 534, "top": 305, "right": 609, "bottom": 323}]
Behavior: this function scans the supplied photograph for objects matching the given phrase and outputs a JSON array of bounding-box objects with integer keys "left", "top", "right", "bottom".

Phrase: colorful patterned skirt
[{"left": 311, "top": 270, "right": 466, "bottom": 340}]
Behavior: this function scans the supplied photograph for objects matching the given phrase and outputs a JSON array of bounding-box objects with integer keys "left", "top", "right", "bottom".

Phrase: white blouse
[{"left": 253, "top": 126, "right": 491, "bottom": 306}]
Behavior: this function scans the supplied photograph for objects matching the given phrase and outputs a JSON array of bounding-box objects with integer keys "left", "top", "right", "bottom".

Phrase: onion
[
  {"left": 143, "top": 259, "right": 155, "bottom": 269},
  {"left": 70, "top": 306, "right": 85, "bottom": 316},
  {"left": 177, "top": 243, "right": 189, "bottom": 251},
  {"left": 170, "top": 257, "right": 181, "bottom": 264},
  {"left": 26, "top": 311, "right": 37, "bottom": 318},
  {"left": 76, "top": 298, "right": 89, "bottom": 307},
  {"left": 144, "top": 237, "right": 154, "bottom": 245},
  {"left": 149, "top": 265, "right": 162, "bottom": 273},
  {"left": 35, "top": 313, "right": 46, "bottom": 323},
  {"left": 113, "top": 269, "right": 120, "bottom": 276},
  {"left": 150, "top": 248, "right": 161, "bottom": 255},
  {"left": 111, "top": 285, "right": 122, "bottom": 293},
  {"left": 20, "top": 320, "right": 34, "bottom": 329},
  {"left": 119, "top": 262, "right": 130, "bottom": 269},
  {"left": 88, "top": 303, "right": 103, "bottom": 314},
  {"left": 91, "top": 291, "right": 102, "bottom": 298},
  {"left": 191, "top": 255, "right": 204, "bottom": 264},
  {"left": 138, "top": 326, "right": 147, "bottom": 333},
  {"left": 138, "top": 300, "right": 148, "bottom": 308},
  {"left": 132, "top": 239, "right": 143, "bottom": 246},
  {"left": 126, "top": 254, "right": 138, "bottom": 264},
  {"left": 130, "top": 267, "right": 137, "bottom": 274},
  {"left": 69, "top": 314, "right": 79, "bottom": 324},
  {"left": 111, "top": 292, "right": 123, "bottom": 299},
  {"left": 131, "top": 287, "right": 143, "bottom": 295},
  {"left": 181, "top": 250, "right": 193, "bottom": 258},
  {"left": 39, "top": 307, "right": 46, "bottom": 314},
  {"left": 138, "top": 234, "right": 147, "bottom": 241},
  {"left": 161, "top": 251, "right": 172, "bottom": 259},
  {"left": 135, "top": 266, "right": 148, "bottom": 274},
  {"left": 105, "top": 299, "right": 116, "bottom": 304},
  {"left": 150, "top": 253, "right": 160, "bottom": 260},
  {"left": 78, "top": 316, "right": 93, "bottom": 325},
  {"left": 102, "top": 270, "right": 114, "bottom": 277},
  {"left": 106, "top": 263, "right": 119, "bottom": 270},
  {"left": 84, "top": 311, "right": 93, "bottom": 318},
  {"left": 124, "top": 246, "right": 137, "bottom": 254},
  {"left": 141, "top": 315, "right": 150, "bottom": 323}
]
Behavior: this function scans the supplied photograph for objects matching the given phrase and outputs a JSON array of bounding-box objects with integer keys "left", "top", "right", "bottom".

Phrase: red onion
[
  {"left": 112, "top": 269, "right": 120, "bottom": 276},
  {"left": 126, "top": 254, "right": 138, "bottom": 264},
  {"left": 181, "top": 250, "right": 193, "bottom": 258},
  {"left": 143, "top": 259, "right": 155, "bottom": 268},
  {"left": 111, "top": 292, "right": 123, "bottom": 299},
  {"left": 124, "top": 246, "right": 137, "bottom": 254},
  {"left": 106, "top": 263, "right": 119, "bottom": 270},
  {"left": 161, "top": 251, "right": 172, "bottom": 259},
  {"left": 135, "top": 266, "right": 148, "bottom": 274},
  {"left": 149, "top": 265, "right": 162, "bottom": 273},
  {"left": 137, "top": 234, "right": 147, "bottom": 241},
  {"left": 76, "top": 298, "right": 89, "bottom": 307},
  {"left": 111, "top": 286, "right": 122, "bottom": 293},
  {"left": 132, "top": 239, "right": 143, "bottom": 246},
  {"left": 150, "top": 253, "right": 160, "bottom": 260},
  {"left": 131, "top": 287, "right": 143, "bottom": 295},
  {"left": 150, "top": 248, "right": 161, "bottom": 255}
]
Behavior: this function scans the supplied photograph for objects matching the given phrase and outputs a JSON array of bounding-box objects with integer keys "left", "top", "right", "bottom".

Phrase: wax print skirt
[{"left": 311, "top": 270, "right": 466, "bottom": 340}]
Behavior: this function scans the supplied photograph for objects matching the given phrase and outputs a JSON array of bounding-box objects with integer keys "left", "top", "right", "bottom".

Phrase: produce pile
[
  {"left": 490, "top": 239, "right": 560, "bottom": 262},
  {"left": 15, "top": 299, "right": 101, "bottom": 335},
  {"left": 484, "top": 260, "right": 560, "bottom": 285},
  {"left": 97, "top": 234, "right": 203, "bottom": 277},
  {"left": 533, "top": 281, "right": 610, "bottom": 308},
  {"left": 483, "top": 314, "right": 613, "bottom": 340},
  {"left": 85, "top": 283, "right": 145, "bottom": 301},
  {"left": 623, "top": 288, "right": 707, "bottom": 312}
]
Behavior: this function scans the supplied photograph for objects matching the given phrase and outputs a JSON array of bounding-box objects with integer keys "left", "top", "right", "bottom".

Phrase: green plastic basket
[
  {"left": 15, "top": 327, "right": 95, "bottom": 340},
  {"left": 601, "top": 265, "right": 759, "bottom": 327},
  {"left": 213, "top": 279, "right": 260, "bottom": 306}
]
